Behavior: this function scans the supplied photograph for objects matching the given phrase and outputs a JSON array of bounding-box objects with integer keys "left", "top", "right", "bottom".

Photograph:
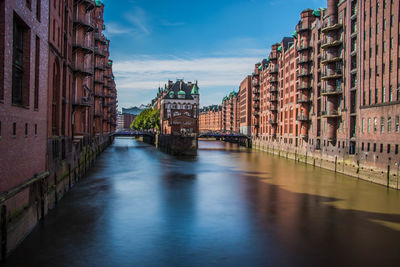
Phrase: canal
[{"left": 4, "top": 138, "right": 400, "bottom": 266}]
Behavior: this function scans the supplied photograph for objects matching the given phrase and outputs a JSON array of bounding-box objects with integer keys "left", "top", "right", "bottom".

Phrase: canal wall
[
  {"left": 0, "top": 135, "right": 114, "bottom": 261},
  {"left": 157, "top": 135, "right": 198, "bottom": 156},
  {"left": 251, "top": 139, "right": 400, "bottom": 190}
]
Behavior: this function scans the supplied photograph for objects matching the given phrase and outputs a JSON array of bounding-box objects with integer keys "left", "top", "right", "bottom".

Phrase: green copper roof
[
  {"left": 258, "top": 65, "right": 262, "bottom": 70},
  {"left": 178, "top": 90, "right": 186, "bottom": 95},
  {"left": 95, "top": 0, "right": 103, "bottom": 7},
  {"left": 169, "top": 91, "right": 174, "bottom": 95},
  {"left": 312, "top": 9, "right": 321, "bottom": 17},
  {"left": 191, "top": 84, "right": 199, "bottom": 95},
  {"left": 292, "top": 31, "right": 298, "bottom": 39},
  {"left": 277, "top": 45, "right": 282, "bottom": 53}
]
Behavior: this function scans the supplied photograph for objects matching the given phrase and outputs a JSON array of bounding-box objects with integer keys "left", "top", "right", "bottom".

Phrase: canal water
[{"left": 5, "top": 138, "right": 400, "bottom": 266}]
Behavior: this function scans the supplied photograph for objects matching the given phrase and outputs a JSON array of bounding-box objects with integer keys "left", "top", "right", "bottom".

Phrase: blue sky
[{"left": 102, "top": 0, "right": 325, "bottom": 109}]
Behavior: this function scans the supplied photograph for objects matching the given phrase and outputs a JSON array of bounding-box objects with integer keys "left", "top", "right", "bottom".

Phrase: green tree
[{"left": 130, "top": 108, "right": 160, "bottom": 131}]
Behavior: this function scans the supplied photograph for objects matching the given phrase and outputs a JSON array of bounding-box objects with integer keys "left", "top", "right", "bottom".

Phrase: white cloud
[
  {"left": 105, "top": 22, "right": 133, "bottom": 35},
  {"left": 114, "top": 56, "right": 259, "bottom": 89},
  {"left": 113, "top": 56, "right": 261, "bottom": 108},
  {"left": 124, "top": 7, "right": 151, "bottom": 35}
]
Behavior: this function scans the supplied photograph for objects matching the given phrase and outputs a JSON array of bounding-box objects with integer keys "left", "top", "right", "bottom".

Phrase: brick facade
[
  {"left": 0, "top": 0, "right": 117, "bottom": 258},
  {"left": 213, "top": 0, "right": 400, "bottom": 177}
]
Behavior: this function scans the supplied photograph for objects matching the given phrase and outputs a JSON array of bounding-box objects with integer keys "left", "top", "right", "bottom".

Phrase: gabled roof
[{"left": 162, "top": 80, "right": 198, "bottom": 100}]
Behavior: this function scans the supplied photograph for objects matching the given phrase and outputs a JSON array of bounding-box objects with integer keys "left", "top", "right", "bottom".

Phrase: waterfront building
[
  {"left": 222, "top": 91, "right": 240, "bottom": 133},
  {"left": 199, "top": 105, "right": 222, "bottom": 132},
  {"left": 0, "top": 0, "right": 117, "bottom": 258},
  {"left": 255, "top": 0, "right": 400, "bottom": 173},
  {"left": 157, "top": 80, "right": 200, "bottom": 135},
  {"left": 251, "top": 63, "right": 261, "bottom": 138},
  {"left": 210, "top": 0, "right": 399, "bottom": 178},
  {"left": 0, "top": 0, "right": 50, "bottom": 194},
  {"left": 239, "top": 76, "right": 252, "bottom": 136}
]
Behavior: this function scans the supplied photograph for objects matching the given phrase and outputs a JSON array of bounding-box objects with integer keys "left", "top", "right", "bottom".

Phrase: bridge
[
  {"left": 198, "top": 132, "right": 251, "bottom": 148},
  {"left": 113, "top": 131, "right": 252, "bottom": 148},
  {"left": 113, "top": 131, "right": 154, "bottom": 137}
]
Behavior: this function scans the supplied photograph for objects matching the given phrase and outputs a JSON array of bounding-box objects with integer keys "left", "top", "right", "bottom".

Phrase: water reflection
[{"left": 4, "top": 138, "right": 400, "bottom": 267}]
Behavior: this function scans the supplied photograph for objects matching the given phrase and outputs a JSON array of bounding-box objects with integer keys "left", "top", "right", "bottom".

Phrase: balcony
[
  {"left": 269, "top": 67, "right": 278, "bottom": 74},
  {"left": 73, "top": 14, "right": 94, "bottom": 32},
  {"left": 73, "top": 39, "right": 93, "bottom": 54},
  {"left": 269, "top": 96, "right": 278, "bottom": 103},
  {"left": 321, "top": 39, "right": 343, "bottom": 49},
  {"left": 296, "top": 115, "right": 309, "bottom": 121},
  {"left": 320, "top": 110, "right": 341, "bottom": 118},
  {"left": 297, "top": 70, "right": 312, "bottom": 78},
  {"left": 72, "top": 97, "right": 93, "bottom": 107},
  {"left": 297, "top": 96, "right": 311, "bottom": 103},
  {"left": 269, "top": 54, "right": 278, "bottom": 60},
  {"left": 270, "top": 87, "right": 278, "bottom": 93},
  {"left": 270, "top": 105, "right": 278, "bottom": 111},
  {"left": 95, "top": 62, "right": 106, "bottom": 70},
  {"left": 94, "top": 32, "right": 107, "bottom": 44},
  {"left": 321, "top": 56, "right": 342, "bottom": 65},
  {"left": 297, "top": 84, "right": 312, "bottom": 91},
  {"left": 253, "top": 89, "right": 260, "bottom": 94},
  {"left": 296, "top": 44, "right": 312, "bottom": 52},
  {"left": 94, "top": 92, "right": 104, "bottom": 98},
  {"left": 94, "top": 47, "right": 107, "bottom": 57},
  {"left": 252, "top": 80, "right": 259, "bottom": 87},
  {"left": 79, "top": 0, "right": 96, "bottom": 10},
  {"left": 297, "top": 57, "right": 312, "bottom": 64},
  {"left": 321, "top": 23, "right": 342, "bottom": 33},
  {"left": 73, "top": 63, "right": 93, "bottom": 76},
  {"left": 94, "top": 76, "right": 105, "bottom": 84},
  {"left": 321, "top": 69, "right": 342, "bottom": 80},
  {"left": 269, "top": 119, "right": 278, "bottom": 125},
  {"left": 321, "top": 86, "right": 342, "bottom": 96},
  {"left": 270, "top": 77, "right": 278, "bottom": 83},
  {"left": 297, "top": 25, "right": 311, "bottom": 32}
]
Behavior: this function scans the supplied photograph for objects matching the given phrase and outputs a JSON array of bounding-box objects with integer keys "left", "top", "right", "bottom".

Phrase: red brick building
[
  {"left": 239, "top": 76, "right": 252, "bottom": 136},
  {"left": 0, "top": 0, "right": 117, "bottom": 258},
  {"left": 156, "top": 80, "right": 200, "bottom": 135},
  {"left": 222, "top": 91, "right": 239, "bottom": 133},
  {"left": 210, "top": 0, "right": 399, "bottom": 177},
  {"left": 0, "top": 0, "right": 49, "bottom": 193},
  {"left": 199, "top": 105, "right": 222, "bottom": 132}
]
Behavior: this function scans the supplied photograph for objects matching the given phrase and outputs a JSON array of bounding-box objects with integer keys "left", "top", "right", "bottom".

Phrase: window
[
  {"left": 34, "top": 124, "right": 37, "bottom": 136},
  {"left": 380, "top": 144, "right": 383, "bottom": 153},
  {"left": 367, "top": 143, "right": 370, "bottom": 151},
  {"left": 362, "top": 118, "right": 365, "bottom": 133},
  {"left": 380, "top": 117, "right": 384, "bottom": 133},
  {"left": 36, "top": 0, "right": 41, "bottom": 21},
  {"left": 374, "top": 117, "right": 377, "bottom": 132},
  {"left": 368, "top": 118, "right": 371, "bottom": 133},
  {"left": 12, "top": 123, "right": 16, "bottom": 136},
  {"left": 389, "top": 86, "right": 393, "bottom": 101},
  {"left": 388, "top": 117, "right": 392, "bottom": 132},
  {"left": 26, "top": 0, "right": 31, "bottom": 9},
  {"left": 382, "top": 87, "right": 386, "bottom": 102},
  {"left": 12, "top": 15, "right": 30, "bottom": 107},
  {"left": 396, "top": 116, "right": 399, "bottom": 132},
  {"left": 362, "top": 142, "right": 364, "bottom": 151},
  {"left": 388, "top": 144, "right": 391, "bottom": 154},
  {"left": 25, "top": 123, "right": 28, "bottom": 136},
  {"left": 374, "top": 143, "right": 376, "bottom": 152},
  {"left": 34, "top": 36, "right": 40, "bottom": 109},
  {"left": 396, "top": 144, "right": 399, "bottom": 155}
]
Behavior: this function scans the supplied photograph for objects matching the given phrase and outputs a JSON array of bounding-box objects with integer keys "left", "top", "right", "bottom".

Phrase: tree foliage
[{"left": 130, "top": 108, "right": 160, "bottom": 131}]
